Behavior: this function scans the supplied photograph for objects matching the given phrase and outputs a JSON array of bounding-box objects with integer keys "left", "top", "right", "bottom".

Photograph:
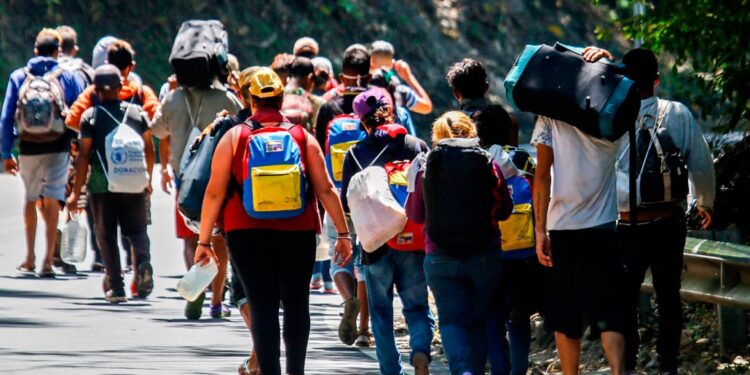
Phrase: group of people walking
[{"left": 1, "top": 24, "right": 716, "bottom": 375}]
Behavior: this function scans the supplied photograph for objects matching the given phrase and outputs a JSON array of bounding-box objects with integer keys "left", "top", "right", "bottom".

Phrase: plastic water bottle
[
  {"left": 177, "top": 259, "right": 218, "bottom": 302},
  {"left": 61, "top": 213, "right": 88, "bottom": 263}
]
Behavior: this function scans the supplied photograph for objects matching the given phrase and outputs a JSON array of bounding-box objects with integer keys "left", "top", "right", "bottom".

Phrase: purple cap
[{"left": 353, "top": 88, "right": 389, "bottom": 119}]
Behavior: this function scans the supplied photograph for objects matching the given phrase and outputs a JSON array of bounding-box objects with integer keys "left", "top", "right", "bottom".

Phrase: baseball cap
[
  {"left": 94, "top": 64, "right": 122, "bottom": 90},
  {"left": 249, "top": 67, "right": 284, "bottom": 98},
  {"left": 353, "top": 87, "right": 390, "bottom": 119},
  {"left": 293, "top": 37, "right": 319, "bottom": 57}
]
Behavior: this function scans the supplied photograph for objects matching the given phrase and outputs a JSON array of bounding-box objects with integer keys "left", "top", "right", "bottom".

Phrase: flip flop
[
  {"left": 39, "top": 268, "right": 56, "bottom": 278},
  {"left": 237, "top": 356, "right": 261, "bottom": 375},
  {"left": 16, "top": 264, "right": 35, "bottom": 273}
]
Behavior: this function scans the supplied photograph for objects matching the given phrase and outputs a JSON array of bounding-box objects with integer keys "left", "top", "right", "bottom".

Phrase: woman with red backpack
[
  {"left": 339, "top": 88, "right": 434, "bottom": 375},
  {"left": 194, "top": 68, "right": 352, "bottom": 375}
]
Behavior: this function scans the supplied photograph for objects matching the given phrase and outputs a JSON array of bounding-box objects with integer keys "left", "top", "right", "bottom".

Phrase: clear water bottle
[
  {"left": 61, "top": 213, "right": 88, "bottom": 264},
  {"left": 177, "top": 259, "right": 218, "bottom": 302}
]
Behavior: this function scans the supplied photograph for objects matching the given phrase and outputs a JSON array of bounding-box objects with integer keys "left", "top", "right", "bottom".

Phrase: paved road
[{"left": 0, "top": 171, "right": 417, "bottom": 374}]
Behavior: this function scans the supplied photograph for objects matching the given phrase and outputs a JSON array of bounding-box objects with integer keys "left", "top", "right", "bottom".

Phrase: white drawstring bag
[{"left": 346, "top": 145, "right": 407, "bottom": 252}]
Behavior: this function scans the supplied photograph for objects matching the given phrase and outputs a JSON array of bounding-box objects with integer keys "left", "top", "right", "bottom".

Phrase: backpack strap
[
  {"left": 184, "top": 90, "right": 204, "bottom": 129},
  {"left": 349, "top": 144, "right": 389, "bottom": 171}
]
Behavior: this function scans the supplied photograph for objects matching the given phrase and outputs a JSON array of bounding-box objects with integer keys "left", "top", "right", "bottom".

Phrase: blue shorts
[{"left": 325, "top": 214, "right": 365, "bottom": 282}]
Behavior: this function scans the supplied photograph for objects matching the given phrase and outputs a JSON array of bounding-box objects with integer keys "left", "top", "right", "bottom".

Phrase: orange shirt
[{"left": 65, "top": 78, "right": 159, "bottom": 130}]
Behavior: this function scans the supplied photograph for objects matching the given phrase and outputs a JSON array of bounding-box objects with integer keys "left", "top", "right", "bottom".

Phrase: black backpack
[
  {"left": 505, "top": 43, "right": 640, "bottom": 142},
  {"left": 177, "top": 116, "right": 235, "bottom": 223},
  {"left": 633, "top": 100, "right": 689, "bottom": 206},
  {"left": 423, "top": 139, "right": 500, "bottom": 256},
  {"left": 169, "top": 20, "right": 229, "bottom": 89}
]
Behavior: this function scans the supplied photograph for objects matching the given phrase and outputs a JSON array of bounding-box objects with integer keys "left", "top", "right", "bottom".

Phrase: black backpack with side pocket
[
  {"left": 169, "top": 20, "right": 229, "bottom": 89},
  {"left": 423, "top": 138, "right": 500, "bottom": 256}
]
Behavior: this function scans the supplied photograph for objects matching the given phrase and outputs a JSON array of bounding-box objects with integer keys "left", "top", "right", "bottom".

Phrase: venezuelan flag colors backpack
[
  {"left": 499, "top": 174, "right": 535, "bottom": 256},
  {"left": 385, "top": 161, "right": 425, "bottom": 251},
  {"left": 242, "top": 122, "right": 308, "bottom": 219},
  {"left": 325, "top": 114, "right": 366, "bottom": 187}
]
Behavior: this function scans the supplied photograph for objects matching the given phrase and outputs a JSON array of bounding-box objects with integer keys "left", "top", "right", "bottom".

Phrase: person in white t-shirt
[{"left": 531, "top": 56, "right": 627, "bottom": 374}]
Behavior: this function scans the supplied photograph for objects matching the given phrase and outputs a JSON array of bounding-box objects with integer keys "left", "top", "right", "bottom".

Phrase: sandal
[
  {"left": 237, "top": 353, "right": 261, "bottom": 375},
  {"left": 16, "top": 263, "right": 35, "bottom": 273},
  {"left": 39, "top": 268, "right": 56, "bottom": 278}
]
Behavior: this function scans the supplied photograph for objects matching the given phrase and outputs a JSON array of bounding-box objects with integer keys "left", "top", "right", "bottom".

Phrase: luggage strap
[{"left": 350, "top": 144, "right": 389, "bottom": 171}]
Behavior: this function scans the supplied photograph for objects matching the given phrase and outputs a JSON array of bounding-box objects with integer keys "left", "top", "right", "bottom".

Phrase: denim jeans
[
  {"left": 424, "top": 249, "right": 502, "bottom": 375},
  {"left": 365, "top": 249, "right": 435, "bottom": 375}
]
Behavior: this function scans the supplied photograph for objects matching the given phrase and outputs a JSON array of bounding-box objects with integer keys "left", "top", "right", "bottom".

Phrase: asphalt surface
[{"left": 0, "top": 171, "right": 414, "bottom": 374}]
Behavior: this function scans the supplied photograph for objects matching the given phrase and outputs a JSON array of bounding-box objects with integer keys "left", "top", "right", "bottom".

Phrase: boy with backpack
[
  {"left": 314, "top": 45, "right": 374, "bottom": 346},
  {"left": 446, "top": 58, "right": 543, "bottom": 375},
  {"left": 67, "top": 64, "right": 155, "bottom": 303},
  {"left": 282, "top": 56, "right": 326, "bottom": 133},
  {"left": 369, "top": 40, "right": 433, "bottom": 116},
  {"left": 1, "top": 28, "right": 87, "bottom": 277},
  {"left": 340, "top": 88, "right": 433, "bottom": 375},
  {"left": 56, "top": 25, "right": 95, "bottom": 86},
  {"left": 153, "top": 23, "right": 242, "bottom": 319},
  {"left": 584, "top": 46, "right": 716, "bottom": 374}
]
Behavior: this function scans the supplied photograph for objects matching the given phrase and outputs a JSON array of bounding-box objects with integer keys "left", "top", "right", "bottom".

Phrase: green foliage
[{"left": 593, "top": 0, "right": 750, "bottom": 131}]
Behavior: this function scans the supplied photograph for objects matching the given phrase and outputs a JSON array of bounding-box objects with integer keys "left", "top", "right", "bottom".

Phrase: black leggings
[{"left": 227, "top": 229, "right": 316, "bottom": 375}]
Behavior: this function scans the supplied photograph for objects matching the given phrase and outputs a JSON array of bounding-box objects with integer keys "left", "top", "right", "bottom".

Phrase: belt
[{"left": 620, "top": 206, "right": 683, "bottom": 224}]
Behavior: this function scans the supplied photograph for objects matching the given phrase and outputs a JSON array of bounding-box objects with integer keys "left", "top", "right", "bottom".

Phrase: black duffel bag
[
  {"left": 504, "top": 42, "right": 640, "bottom": 142},
  {"left": 169, "top": 20, "right": 229, "bottom": 89}
]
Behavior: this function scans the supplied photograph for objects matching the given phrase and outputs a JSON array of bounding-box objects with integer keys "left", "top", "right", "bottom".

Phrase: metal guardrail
[{"left": 640, "top": 237, "right": 750, "bottom": 353}]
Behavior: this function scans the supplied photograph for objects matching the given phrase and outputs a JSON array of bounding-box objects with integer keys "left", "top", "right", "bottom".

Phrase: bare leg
[
  {"left": 555, "top": 332, "right": 581, "bottom": 375},
  {"left": 183, "top": 236, "right": 197, "bottom": 270},
  {"left": 239, "top": 304, "right": 260, "bottom": 374},
  {"left": 334, "top": 272, "right": 356, "bottom": 301},
  {"left": 40, "top": 197, "right": 60, "bottom": 271},
  {"left": 601, "top": 331, "right": 626, "bottom": 375},
  {"left": 21, "top": 201, "right": 38, "bottom": 268},
  {"left": 210, "top": 234, "right": 228, "bottom": 306},
  {"left": 357, "top": 280, "right": 369, "bottom": 333}
]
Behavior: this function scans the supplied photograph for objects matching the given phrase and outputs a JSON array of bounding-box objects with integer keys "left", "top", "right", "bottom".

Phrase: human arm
[
  {"left": 65, "top": 86, "right": 94, "bottom": 131},
  {"left": 314, "top": 102, "right": 335, "bottom": 148},
  {"left": 1, "top": 72, "right": 19, "bottom": 162},
  {"left": 67, "top": 137, "right": 92, "bottom": 213},
  {"left": 160, "top": 136, "right": 173, "bottom": 194},
  {"left": 494, "top": 162, "right": 513, "bottom": 221},
  {"left": 304, "top": 133, "right": 353, "bottom": 266},
  {"left": 675, "top": 103, "right": 715, "bottom": 228},
  {"left": 581, "top": 46, "right": 615, "bottom": 62},
  {"left": 140, "top": 85, "right": 161, "bottom": 121},
  {"left": 531, "top": 117, "right": 554, "bottom": 267},
  {"left": 338, "top": 151, "right": 357, "bottom": 213},
  {"left": 405, "top": 170, "right": 426, "bottom": 224},
  {"left": 394, "top": 60, "right": 432, "bottom": 114},
  {"left": 143, "top": 128, "right": 155, "bottom": 195},
  {"left": 151, "top": 94, "right": 171, "bottom": 140},
  {"left": 193, "top": 128, "right": 234, "bottom": 266}
]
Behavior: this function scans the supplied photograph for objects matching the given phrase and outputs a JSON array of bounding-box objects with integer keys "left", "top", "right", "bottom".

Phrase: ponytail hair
[
  {"left": 361, "top": 106, "right": 395, "bottom": 130},
  {"left": 431, "top": 111, "right": 477, "bottom": 146}
]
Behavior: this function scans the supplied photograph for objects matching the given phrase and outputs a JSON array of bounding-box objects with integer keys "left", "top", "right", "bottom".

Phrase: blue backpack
[
  {"left": 242, "top": 122, "right": 308, "bottom": 219},
  {"left": 325, "top": 114, "right": 366, "bottom": 187}
]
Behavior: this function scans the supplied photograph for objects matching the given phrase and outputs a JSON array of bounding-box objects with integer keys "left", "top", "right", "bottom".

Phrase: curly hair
[
  {"left": 361, "top": 106, "right": 395, "bottom": 129},
  {"left": 446, "top": 58, "right": 487, "bottom": 99}
]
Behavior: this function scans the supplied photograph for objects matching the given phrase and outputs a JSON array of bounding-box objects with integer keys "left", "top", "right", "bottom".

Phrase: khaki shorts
[{"left": 19, "top": 152, "right": 69, "bottom": 202}]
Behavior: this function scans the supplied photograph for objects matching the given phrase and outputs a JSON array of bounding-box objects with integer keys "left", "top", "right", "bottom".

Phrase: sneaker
[
  {"left": 136, "top": 262, "right": 154, "bottom": 299},
  {"left": 61, "top": 261, "right": 77, "bottom": 275},
  {"left": 210, "top": 303, "right": 231, "bottom": 318},
  {"left": 91, "top": 262, "right": 105, "bottom": 272},
  {"left": 338, "top": 297, "right": 360, "bottom": 345},
  {"left": 185, "top": 291, "right": 205, "bottom": 320},
  {"left": 105, "top": 289, "right": 128, "bottom": 304},
  {"left": 354, "top": 330, "right": 371, "bottom": 347},
  {"left": 412, "top": 352, "right": 430, "bottom": 375}
]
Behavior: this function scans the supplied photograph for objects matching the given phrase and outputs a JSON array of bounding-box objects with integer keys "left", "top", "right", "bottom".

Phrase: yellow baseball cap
[{"left": 249, "top": 67, "right": 284, "bottom": 98}]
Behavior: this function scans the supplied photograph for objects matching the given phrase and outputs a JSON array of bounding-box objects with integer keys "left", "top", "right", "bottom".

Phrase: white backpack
[
  {"left": 346, "top": 145, "right": 407, "bottom": 252},
  {"left": 95, "top": 104, "right": 149, "bottom": 193}
]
